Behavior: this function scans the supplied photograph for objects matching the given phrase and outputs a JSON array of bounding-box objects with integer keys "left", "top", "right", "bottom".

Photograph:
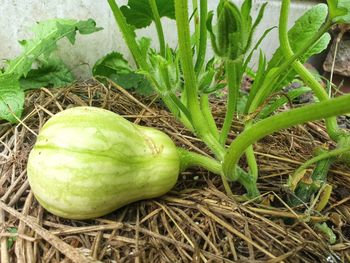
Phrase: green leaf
[
  {"left": 138, "top": 37, "right": 152, "bottom": 58},
  {"left": 0, "top": 74, "right": 24, "bottom": 123},
  {"left": 120, "top": 0, "right": 175, "bottom": 29},
  {"left": 241, "top": 0, "right": 252, "bottom": 21},
  {"left": 0, "top": 19, "right": 100, "bottom": 123},
  {"left": 5, "top": 19, "right": 102, "bottom": 77},
  {"left": 93, "top": 51, "right": 154, "bottom": 96},
  {"left": 20, "top": 59, "right": 75, "bottom": 90}
]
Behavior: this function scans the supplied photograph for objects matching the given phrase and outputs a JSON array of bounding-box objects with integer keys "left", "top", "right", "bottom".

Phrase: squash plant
[
  {"left": 0, "top": 19, "right": 101, "bottom": 123},
  {"left": 28, "top": 0, "right": 350, "bottom": 221},
  {"left": 102, "top": 0, "right": 350, "bottom": 197}
]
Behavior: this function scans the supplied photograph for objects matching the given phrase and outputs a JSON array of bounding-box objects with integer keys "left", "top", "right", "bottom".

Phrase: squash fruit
[{"left": 27, "top": 107, "right": 180, "bottom": 219}]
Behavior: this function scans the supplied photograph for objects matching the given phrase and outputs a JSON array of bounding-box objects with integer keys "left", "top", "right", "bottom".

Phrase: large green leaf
[
  {"left": 5, "top": 19, "right": 102, "bottom": 77},
  {"left": 120, "top": 0, "right": 175, "bottom": 29},
  {"left": 0, "top": 19, "right": 100, "bottom": 123},
  {"left": 93, "top": 51, "right": 154, "bottom": 96},
  {"left": 20, "top": 59, "right": 75, "bottom": 91},
  {"left": 0, "top": 74, "right": 24, "bottom": 123}
]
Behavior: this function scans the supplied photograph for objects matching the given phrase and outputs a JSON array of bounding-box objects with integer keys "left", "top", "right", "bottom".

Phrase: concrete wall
[{"left": 0, "top": 0, "right": 319, "bottom": 78}]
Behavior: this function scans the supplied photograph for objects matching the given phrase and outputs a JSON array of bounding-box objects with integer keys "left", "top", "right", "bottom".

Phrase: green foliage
[
  {"left": 5, "top": 19, "right": 102, "bottom": 77},
  {"left": 93, "top": 51, "right": 154, "bottom": 96},
  {"left": 0, "top": 19, "right": 101, "bottom": 123},
  {"left": 105, "top": 0, "right": 350, "bottom": 205},
  {"left": 20, "top": 59, "right": 75, "bottom": 91},
  {"left": 0, "top": 74, "right": 24, "bottom": 123},
  {"left": 120, "top": 0, "right": 175, "bottom": 29},
  {"left": 315, "top": 223, "right": 337, "bottom": 244}
]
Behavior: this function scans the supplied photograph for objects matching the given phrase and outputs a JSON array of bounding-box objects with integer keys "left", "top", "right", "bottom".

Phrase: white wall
[{"left": 0, "top": 0, "right": 318, "bottom": 78}]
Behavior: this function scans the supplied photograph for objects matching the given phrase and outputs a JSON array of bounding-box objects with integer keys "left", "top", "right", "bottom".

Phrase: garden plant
[{"left": 0, "top": 0, "right": 350, "bottom": 260}]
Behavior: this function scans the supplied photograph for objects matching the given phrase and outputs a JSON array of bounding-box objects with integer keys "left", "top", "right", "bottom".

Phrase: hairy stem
[
  {"left": 175, "top": 0, "right": 224, "bottom": 160},
  {"left": 279, "top": 0, "right": 341, "bottom": 141},
  {"left": 194, "top": 0, "right": 208, "bottom": 73},
  {"left": 245, "top": 146, "right": 258, "bottom": 180},
  {"left": 178, "top": 148, "right": 221, "bottom": 174},
  {"left": 223, "top": 94, "right": 350, "bottom": 180}
]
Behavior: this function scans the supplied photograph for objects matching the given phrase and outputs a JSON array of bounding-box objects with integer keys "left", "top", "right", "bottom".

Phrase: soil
[{"left": 0, "top": 80, "right": 349, "bottom": 262}]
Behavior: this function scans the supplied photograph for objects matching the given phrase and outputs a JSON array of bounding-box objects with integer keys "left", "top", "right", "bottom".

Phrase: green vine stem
[
  {"left": 175, "top": 0, "right": 225, "bottom": 160},
  {"left": 194, "top": 0, "right": 208, "bottom": 73},
  {"left": 177, "top": 148, "right": 233, "bottom": 197},
  {"left": 148, "top": 0, "right": 166, "bottom": 57},
  {"left": 223, "top": 93, "right": 350, "bottom": 181},
  {"left": 178, "top": 148, "right": 221, "bottom": 174},
  {"left": 219, "top": 58, "right": 242, "bottom": 145},
  {"left": 177, "top": 148, "right": 259, "bottom": 198},
  {"left": 107, "top": 0, "right": 148, "bottom": 70},
  {"left": 279, "top": 0, "right": 342, "bottom": 141}
]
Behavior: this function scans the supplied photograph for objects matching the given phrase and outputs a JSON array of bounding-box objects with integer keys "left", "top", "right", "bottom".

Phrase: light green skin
[{"left": 27, "top": 107, "right": 180, "bottom": 220}]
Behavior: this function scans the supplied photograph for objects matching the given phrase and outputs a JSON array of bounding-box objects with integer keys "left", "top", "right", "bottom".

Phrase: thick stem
[
  {"left": 200, "top": 94, "right": 219, "bottom": 139},
  {"left": 177, "top": 148, "right": 259, "bottom": 198},
  {"left": 178, "top": 148, "right": 221, "bottom": 174},
  {"left": 279, "top": 0, "right": 341, "bottom": 141},
  {"left": 149, "top": 0, "right": 166, "bottom": 57},
  {"left": 107, "top": 0, "right": 148, "bottom": 70},
  {"left": 194, "top": 0, "right": 208, "bottom": 73},
  {"left": 108, "top": 0, "right": 194, "bottom": 132},
  {"left": 220, "top": 59, "right": 242, "bottom": 145},
  {"left": 223, "top": 93, "right": 350, "bottom": 180},
  {"left": 177, "top": 148, "right": 233, "bottom": 197},
  {"left": 175, "top": 0, "right": 224, "bottom": 160}
]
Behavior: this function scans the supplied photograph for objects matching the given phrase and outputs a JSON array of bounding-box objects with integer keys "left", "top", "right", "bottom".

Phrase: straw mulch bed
[{"left": 0, "top": 80, "right": 349, "bottom": 263}]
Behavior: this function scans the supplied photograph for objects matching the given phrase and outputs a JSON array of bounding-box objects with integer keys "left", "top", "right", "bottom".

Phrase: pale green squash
[{"left": 27, "top": 107, "right": 180, "bottom": 219}]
